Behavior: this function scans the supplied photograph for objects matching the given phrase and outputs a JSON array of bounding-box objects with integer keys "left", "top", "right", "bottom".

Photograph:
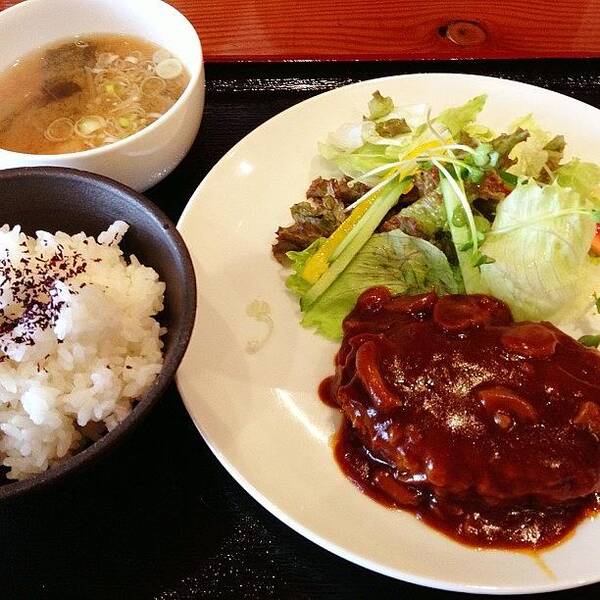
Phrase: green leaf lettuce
[
  {"left": 436, "top": 95, "right": 487, "bottom": 138},
  {"left": 286, "top": 230, "right": 462, "bottom": 339},
  {"left": 555, "top": 158, "right": 600, "bottom": 202}
]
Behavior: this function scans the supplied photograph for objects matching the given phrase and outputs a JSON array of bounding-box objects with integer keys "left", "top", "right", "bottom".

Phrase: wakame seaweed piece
[
  {"left": 490, "top": 128, "right": 530, "bottom": 170},
  {"left": 272, "top": 195, "right": 347, "bottom": 265},
  {"left": 375, "top": 118, "right": 411, "bottom": 138},
  {"left": 42, "top": 80, "right": 82, "bottom": 101},
  {"left": 42, "top": 42, "right": 96, "bottom": 76},
  {"left": 41, "top": 42, "right": 96, "bottom": 102}
]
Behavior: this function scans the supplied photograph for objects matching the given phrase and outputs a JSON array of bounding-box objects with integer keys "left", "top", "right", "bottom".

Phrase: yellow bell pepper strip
[
  {"left": 301, "top": 178, "right": 412, "bottom": 309},
  {"left": 331, "top": 179, "right": 414, "bottom": 263},
  {"left": 299, "top": 139, "right": 447, "bottom": 285},
  {"left": 404, "top": 139, "right": 447, "bottom": 159},
  {"left": 300, "top": 185, "right": 382, "bottom": 284}
]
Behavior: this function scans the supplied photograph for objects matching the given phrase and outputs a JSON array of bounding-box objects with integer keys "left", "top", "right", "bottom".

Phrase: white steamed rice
[{"left": 0, "top": 221, "right": 165, "bottom": 480}]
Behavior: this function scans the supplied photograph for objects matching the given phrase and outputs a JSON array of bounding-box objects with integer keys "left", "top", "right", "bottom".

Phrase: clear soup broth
[{"left": 0, "top": 34, "right": 190, "bottom": 155}]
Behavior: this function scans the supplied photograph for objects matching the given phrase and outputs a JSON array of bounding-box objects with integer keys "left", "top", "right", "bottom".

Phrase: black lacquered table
[{"left": 3, "top": 60, "right": 600, "bottom": 599}]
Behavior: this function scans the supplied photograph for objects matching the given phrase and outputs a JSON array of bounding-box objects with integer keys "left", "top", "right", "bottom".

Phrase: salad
[{"left": 272, "top": 92, "right": 600, "bottom": 341}]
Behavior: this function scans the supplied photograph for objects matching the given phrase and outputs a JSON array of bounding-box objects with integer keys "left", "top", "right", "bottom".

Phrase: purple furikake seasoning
[{"left": 0, "top": 238, "right": 88, "bottom": 356}]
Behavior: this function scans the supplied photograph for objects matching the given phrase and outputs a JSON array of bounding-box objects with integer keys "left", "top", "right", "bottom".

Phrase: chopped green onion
[
  {"left": 467, "top": 166, "right": 484, "bottom": 183},
  {"left": 473, "top": 144, "right": 492, "bottom": 167},
  {"left": 152, "top": 48, "right": 171, "bottom": 64},
  {"left": 75, "top": 116, "right": 105, "bottom": 137},
  {"left": 44, "top": 118, "right": 74, "bottom": 142},
  {"left": 155, "top": 58, "right": 183, "bottom": 80},
  {"left": 432, "top": 159, "right": 479, "bottom": 253},
  {"left": 140, "top": 76, "right": 167, "bottom": 97},
  {"left": 499, "top": 170, "right": 519, "bottom": 188},
  {"left": 452, "top": 206, "right": 467, "bottom": 227},
  {"left": 578, "top": 334, "right": 600, "bottom": 348},
  {"left": 472, "top": 252, "right": 496, "bottom": 268},
  {"left": 459, "top": 231, "right": 485, "bottom": 251}
]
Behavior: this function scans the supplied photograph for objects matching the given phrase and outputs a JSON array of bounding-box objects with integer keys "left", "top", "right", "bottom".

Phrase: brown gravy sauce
[
  {"left": 320, "top": 288, "right": 600, "bottom": 550},
  {"left": 325, "top": 412, "right": 599, "bottom": 550}
]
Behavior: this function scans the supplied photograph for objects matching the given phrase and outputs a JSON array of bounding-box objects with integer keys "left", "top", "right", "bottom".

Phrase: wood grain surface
[{"left": 1, "top": 0, "right": 600, "bottom": 60}]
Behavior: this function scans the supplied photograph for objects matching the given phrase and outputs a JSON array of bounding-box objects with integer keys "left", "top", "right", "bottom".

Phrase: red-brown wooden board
[{"left": 1, "top": 0, "right": 600, "bottom": 61}]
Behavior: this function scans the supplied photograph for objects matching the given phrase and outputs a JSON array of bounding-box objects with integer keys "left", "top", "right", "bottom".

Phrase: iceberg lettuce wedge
[{"left": 479, "top": 182, "right": 596, "bottom": 320}]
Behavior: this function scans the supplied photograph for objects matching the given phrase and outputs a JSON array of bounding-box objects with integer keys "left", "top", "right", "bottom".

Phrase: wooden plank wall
[{"left": 2, "top": 0, "right": 599, "bottom": 60}]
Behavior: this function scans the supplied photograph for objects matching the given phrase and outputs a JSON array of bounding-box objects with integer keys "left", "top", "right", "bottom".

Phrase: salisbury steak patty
[{"left": 328, "top": 287, "right": 600, "bottom": 507}]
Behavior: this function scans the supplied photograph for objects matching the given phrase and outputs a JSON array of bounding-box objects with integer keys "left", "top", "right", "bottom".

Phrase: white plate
[{"left": 176, "top": 73, "right": 600, "bottom": 594}]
